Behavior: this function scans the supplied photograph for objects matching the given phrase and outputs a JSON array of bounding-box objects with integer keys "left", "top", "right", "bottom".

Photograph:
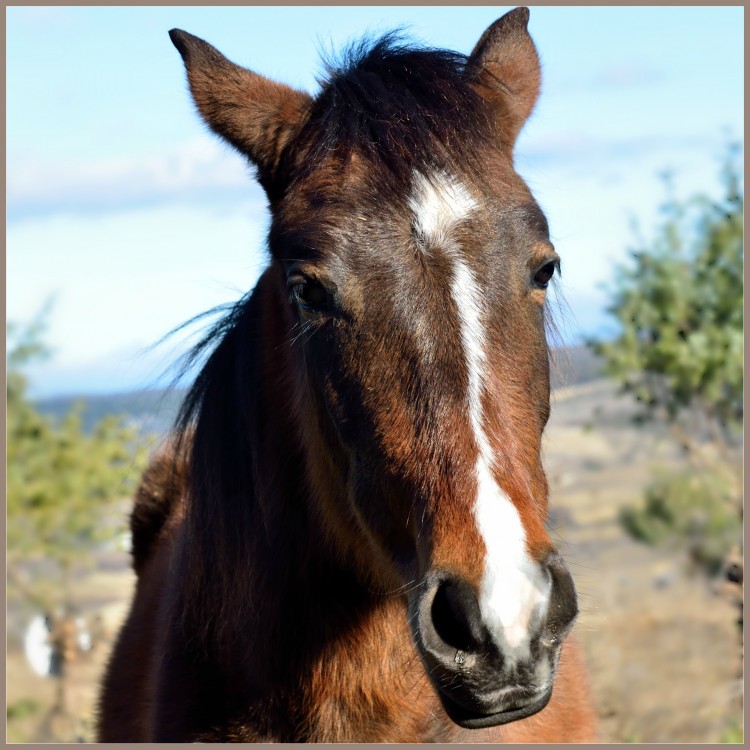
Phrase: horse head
[{"left": 170, "top": 7, "right": 578, "bottom": 730}]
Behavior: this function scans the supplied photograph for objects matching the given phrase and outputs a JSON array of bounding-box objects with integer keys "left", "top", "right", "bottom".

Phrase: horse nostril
[
  {"left": 431, "top": 578, "right": 485, "bottom": 653},
  {"left": 544, "top": 552, "right": 578, "bottom": 636}
]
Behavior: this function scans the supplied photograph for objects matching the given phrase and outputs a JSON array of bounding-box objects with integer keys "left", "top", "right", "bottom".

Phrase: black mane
[{"left": 287, "top": 32, "right": 495, "bottom": 189}]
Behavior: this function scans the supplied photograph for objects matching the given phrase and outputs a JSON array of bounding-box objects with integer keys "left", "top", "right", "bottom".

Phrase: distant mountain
[
  {"left": 549, "top": 345, "right": 606, "bottom": 390},
  {"left": 34, "top": 387, "right": 187, "bottom": 437},
  {"left": 34, "top": 346, "right": 605, "bottom": 435}
]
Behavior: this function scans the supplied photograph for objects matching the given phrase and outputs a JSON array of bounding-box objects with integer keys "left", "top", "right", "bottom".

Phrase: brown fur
[
  {"left": 169, "top": 28, "right": 311, "bottom": 195},
  {"left": 98, "top": 8, "right": 598, "bottom": 742},
  {"left": 469, "top": 7, "right": 542, "bottom": 149},
  {"left": 128, "top": 443, "right": 186, "bottom": 576},
  {"left": 103, "top": 452, "right": 596, "bottom": 742}
]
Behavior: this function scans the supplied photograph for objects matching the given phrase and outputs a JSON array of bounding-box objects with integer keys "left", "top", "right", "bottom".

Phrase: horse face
[
  {"left": 275, "top": 155, "right": 577, "bottom": 726},
  {"left": 171, "top": 6, "right": 579, "bottom": 729}
]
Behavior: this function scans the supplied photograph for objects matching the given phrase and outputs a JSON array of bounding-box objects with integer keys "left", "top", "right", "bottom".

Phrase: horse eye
[
  {"left": 292, "top": 279, "right": 329, "bottom": 312},
  {"left": 533, "top": 261, "right": 557, "bottom": 289}
]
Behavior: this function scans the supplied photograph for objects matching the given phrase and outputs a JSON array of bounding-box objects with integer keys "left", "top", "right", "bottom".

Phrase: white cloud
[
  {"left": 592, "top": 61, "right": 664, "bottom": 88},
  {"left": 7, "top": 136, "right": 262, "bottom": 220},
  {"left": 8, "top": 6, "right": 74, "bottom": 27},
  {"left": 7, "top": 201, "right": 269, "bottom": 398},
  {"left": 519, "top": 130, "right": 720, "bottom": 177}
]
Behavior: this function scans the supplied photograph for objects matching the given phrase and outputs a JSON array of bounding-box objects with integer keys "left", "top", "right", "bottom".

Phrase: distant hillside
[
  {"left": 34, "top": 388, "right": 187, "bottom": 437},
  {"left": 549, "top": 345, "right": 605, "bottom": 390},
  {"left": 34, "top": 346, "right": 605, "bottom": 435}
]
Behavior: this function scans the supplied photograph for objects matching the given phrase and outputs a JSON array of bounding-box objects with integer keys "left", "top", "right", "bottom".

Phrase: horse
[{"left": 97, "top": 7, "right": 598, "bottom": 742}]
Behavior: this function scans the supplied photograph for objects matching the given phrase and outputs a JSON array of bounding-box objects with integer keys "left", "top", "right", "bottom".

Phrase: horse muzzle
[{"left": 408, "top": 552, "right": 578, "bottom": 729}]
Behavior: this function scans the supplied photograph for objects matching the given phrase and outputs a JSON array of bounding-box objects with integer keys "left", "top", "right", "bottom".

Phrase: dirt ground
[
  {"left": 6, "top": 379, "right": 743, "bottom": 743},
  {"left": 545, "top": 380, "right": 743, "bottom": 743}
]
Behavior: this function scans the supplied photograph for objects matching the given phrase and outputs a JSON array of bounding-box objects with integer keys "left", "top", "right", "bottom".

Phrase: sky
[{"left": 7, "top": 5, "right": 744, "bottom": 398}]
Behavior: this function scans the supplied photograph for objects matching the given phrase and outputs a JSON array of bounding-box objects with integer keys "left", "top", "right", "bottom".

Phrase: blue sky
[{"left": 7, "top": 6, "right": 744, "bottom": 398}]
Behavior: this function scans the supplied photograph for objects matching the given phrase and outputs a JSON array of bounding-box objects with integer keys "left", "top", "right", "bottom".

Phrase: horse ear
[
  {"left": 169, "top": 29, "right": 312, "bottom": 190},
  {"left": 468, "top": 7, "right": 541, "bottom": 148}
]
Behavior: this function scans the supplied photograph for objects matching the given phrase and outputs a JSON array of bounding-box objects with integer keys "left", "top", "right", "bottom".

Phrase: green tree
[
  {"left": 590, "top": 145, "right": 743, "bottom": 570},
  {"left": 7, "top": 312, "right": 151, "bottom": 729}
]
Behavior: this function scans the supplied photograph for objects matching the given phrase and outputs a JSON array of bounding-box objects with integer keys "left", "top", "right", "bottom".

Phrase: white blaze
[
  {"left": 408, "top": 171, "right": 477, "bottom": 251},
  {"left": 409, "top": 170, "right": 550, "bottom": 655}
]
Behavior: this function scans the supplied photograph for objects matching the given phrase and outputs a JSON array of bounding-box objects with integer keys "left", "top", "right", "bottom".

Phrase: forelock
[{"left": 283, "top": 32, "right": 496, "bottom": 197}]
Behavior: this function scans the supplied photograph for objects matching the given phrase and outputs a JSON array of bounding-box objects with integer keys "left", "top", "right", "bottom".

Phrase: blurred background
[{"left": 6, "top": 6, "right": 743, "bottom": 743}]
